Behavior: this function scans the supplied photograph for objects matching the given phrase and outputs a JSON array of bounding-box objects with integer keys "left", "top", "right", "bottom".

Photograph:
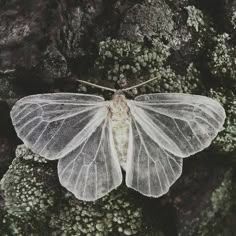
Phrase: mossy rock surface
[{"left": 0, "top": 0, "right": 236, "bottom": 235}]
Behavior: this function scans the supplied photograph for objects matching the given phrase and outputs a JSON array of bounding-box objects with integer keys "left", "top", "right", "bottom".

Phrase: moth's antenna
[
  {"left": 122, "top": 76, "right": 158, "bottom": 91},
  {"left": 77, "top": 79, "right": 116, "bottom": 92},
  {"left": 0, "top": 69, "right": 15, "bottom": 74}
]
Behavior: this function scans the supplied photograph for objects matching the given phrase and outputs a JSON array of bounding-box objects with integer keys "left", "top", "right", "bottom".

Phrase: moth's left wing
[
  {"left": 10, "top": 93, "right": 107, "bottom": 160},
  {"left": 126, "top": 93, "right": 226, "bottom": 197}
]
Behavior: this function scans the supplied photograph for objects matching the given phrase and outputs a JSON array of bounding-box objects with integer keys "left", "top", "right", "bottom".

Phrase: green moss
[
  {"left": 1, "top": 145, "right": 144, "bottom": 235},
  {"left": 95, "top": 37, "right": 206, "bottom": 97},
  {"left": 231, "top": 11, "right": 236, "bottom": 29},
  {"left": 0, "top": 145, "right": 59, "bottom": 233},
  {"left": 50, "top": 188, "right": 143, "bottom": 236},
  {"left": 185, "top": 6, "right": 205, "bottom": 32},
  {"left": 209, "top": 89, "right": 236, "bottom": 153},
  {"left": 137, "top": 63, "right": 204, "bottom": 95},
  {"left": 208, "top": 33, "right": 236, "bottom": 84},
  {"left": 0, "top": 207, "right": 9, "bottom": 236},
  {"left": 95, "top": 38, "right": 170, "bottom": 86},
  {"left": 181, "top": 63, "right": 205, "bottom": 93}
]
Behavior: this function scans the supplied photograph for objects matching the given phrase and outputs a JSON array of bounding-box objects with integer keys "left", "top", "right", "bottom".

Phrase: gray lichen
[
  {"left": 39, "top": 45, "right": 68, "bottom": 81},
  {"left": 119, "top": 2, "right": 174, "bottom": 43}
]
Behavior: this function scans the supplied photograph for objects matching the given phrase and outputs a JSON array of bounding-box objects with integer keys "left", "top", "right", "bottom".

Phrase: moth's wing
[
  {"left": 126, "top": 93, "right": 225, "bottom": 197},
  {"left": 126, "top": 116, "right": 183, "bottom": 197},
  {"left": 58, "top": 118, "right": 122, "bottom": 201},
  {"left": 130, "top": 93, "right": 226, "bottom": 158},
  {"left": 10, "top": 93, "right": 108, "bottom": 160}
]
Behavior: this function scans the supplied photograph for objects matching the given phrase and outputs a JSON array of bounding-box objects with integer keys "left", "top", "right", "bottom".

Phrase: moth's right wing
[
  {"left": 58, "top": 117, "right": 122, "bottom": 201},
  {"left": 125, "top": 93, "right": 225, "bottom": 198},
  {"left": 126, "top": 115, "right": 183, "bottom": 197}
]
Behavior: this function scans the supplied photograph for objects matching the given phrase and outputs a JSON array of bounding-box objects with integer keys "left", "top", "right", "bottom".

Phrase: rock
[
  {"left": 0, "top": 99, "right": 18, "bottom": 179},
  {"left": 172, "top": 155, "right": 236, "bottom": 236}
]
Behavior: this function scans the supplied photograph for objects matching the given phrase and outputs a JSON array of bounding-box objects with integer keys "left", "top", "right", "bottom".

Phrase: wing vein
[
  {"left": 18, "top": 116, "right": 41, "bottom": 132},
  {"left": 172, "top": 118, "right": 195, "bottom": 150}
]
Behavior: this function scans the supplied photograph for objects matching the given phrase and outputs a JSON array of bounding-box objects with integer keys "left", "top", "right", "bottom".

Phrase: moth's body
[{"left": 109, "top": 92, "right": 130, "bottom": 170}]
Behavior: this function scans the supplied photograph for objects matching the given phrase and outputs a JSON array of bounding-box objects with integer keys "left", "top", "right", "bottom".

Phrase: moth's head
[{"left": 112, "top": 90, "right": 126, "bottom": 103}]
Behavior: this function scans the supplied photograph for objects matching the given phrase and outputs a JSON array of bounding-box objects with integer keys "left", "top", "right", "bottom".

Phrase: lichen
[
  {"left": 119, "top": 2, "right": 174, "bottom": 43},
  {"left": 40, "top": 45, "right": 68, "bottom": 81}
]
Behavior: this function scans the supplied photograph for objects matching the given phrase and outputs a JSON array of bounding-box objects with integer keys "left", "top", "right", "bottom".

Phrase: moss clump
[
  {"left": 0, "top": 145, "right": 59, "bottom": 233},
  {"left": 0, "top": 207, "right": 9, "bottom": 236},
  {"left": 95, "top": 38, "right": 170, "bottom": 86},
  {"left": 95, "top": 38, "right": 205, "bottom": 96},
  {"left": 50, "top": 188, "right": 142, "bottom": 236},
  {"left": 208, "top": 33, "right": 236, "bottom": 84},
  {"left": 185, "top": 6, "right": 205, "bottom": 33},
  {"left": 231, "top": 11, "right": 236, "bottom": 29},
  {"left": 1, "top": 145, "right": 144, "bottom": 235},
  {"left": 180, "top": 63, "right": 205, "bottom": 94},
  {"left": 138, "top": 63, "right": 204, "bottom": 95},
  {"left": 209, "top": 88, "right": 236, "bottom": 153}
]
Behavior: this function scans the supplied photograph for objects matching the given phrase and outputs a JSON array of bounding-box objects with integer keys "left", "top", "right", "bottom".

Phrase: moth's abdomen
[
  {"left": 109, "top": 95, "right": 130, "bottom": 170},
  {"left": 111, "top": 118, "right": 130, "bottom": 170}
]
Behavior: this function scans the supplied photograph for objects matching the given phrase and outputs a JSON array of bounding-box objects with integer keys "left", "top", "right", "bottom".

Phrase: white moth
[{"left": 10, "top": 79, "right": 226, "bottom": 201}]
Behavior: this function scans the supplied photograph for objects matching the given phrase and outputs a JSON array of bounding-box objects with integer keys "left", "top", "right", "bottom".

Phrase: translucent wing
[
  {"left": 11, "top": 93, "right": 122, "bottom": 201},
  {"left": 58, "top": 118, "right": 122, "bottom": 201},
  {"left": 10, "top": 93, "right": 107, "bottom": 160},
  {"left": 126, "top": 117, "right": 183, "bottom": 197},
  {"left": 126, "top": 93, "right": 226, "bottom": 197}
]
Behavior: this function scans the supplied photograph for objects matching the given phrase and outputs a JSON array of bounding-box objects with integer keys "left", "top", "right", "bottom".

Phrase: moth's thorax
[
  {"left": 109, "top": 93, "right": 129, "bottom": 119},
  {"left": 109, "top": 92, "right": 130, "bottom": 170}
]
